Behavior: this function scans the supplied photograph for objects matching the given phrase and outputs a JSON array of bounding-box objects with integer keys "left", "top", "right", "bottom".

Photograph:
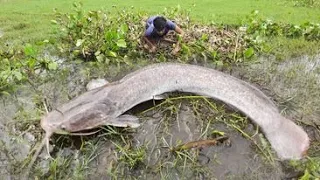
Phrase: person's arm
[
  {"left": 143, "top": 25, "right": 157, "bottom": 52},
  {"left": 172, "top": 25, "right": 184, "bottom": 55},
  {"left": 174, "top": 25, "right": 184, "bottom": 36},
  {"left": 143, "top": 36, "right": 156, "bottom": 52}
]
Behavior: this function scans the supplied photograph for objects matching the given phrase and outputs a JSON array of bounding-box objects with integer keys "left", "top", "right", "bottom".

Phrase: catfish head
[{"left": 41, "top": 99, "right": 140, "bottom": 136}]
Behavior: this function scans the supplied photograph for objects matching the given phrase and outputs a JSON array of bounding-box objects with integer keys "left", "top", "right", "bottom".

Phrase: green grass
[{"left": 0, "top": 0, "right": 320, "bottom": 44}]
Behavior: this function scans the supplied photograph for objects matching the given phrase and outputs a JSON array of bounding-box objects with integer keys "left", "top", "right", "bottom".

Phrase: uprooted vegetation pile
[{"left": 52, "top": 3, "right": 257, "bottom": 65}]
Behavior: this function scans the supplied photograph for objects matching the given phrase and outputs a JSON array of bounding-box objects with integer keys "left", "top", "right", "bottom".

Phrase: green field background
[{"left": 0, "top": 0, "right": 319, "bottom": 43}]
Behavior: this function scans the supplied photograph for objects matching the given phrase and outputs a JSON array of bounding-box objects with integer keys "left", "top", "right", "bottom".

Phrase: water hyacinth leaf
[
  {"left": 201, "top": 34, "right": 209, "bottom": 41},
  {"left": 107, "top": 51, "right": 117, "bottom": 57},
  {"left": 120, "top": 24, "right": 129, "bottom": 34},
  {"left": 76, "top": 39, "right": 84, "bottom": 47},
  {"left": 211, "top": 51, "right": 218, "bottom": 59},
  {"left": 0, "top": 70, "right": 9, "bottom": 79},
  {"left": 51, "top": 20, "right": 58, "bottom": 24},
  {"left": 24, "top": 44, "right": 36, "bottom": 57},
  {"left": 104, "top": 57, "right": 110, "bottom": 65},
  {"left": 3, "top": 58, "right": 9, "bottom": 64},
  {"left": 244, "top": 47, "right": 255, "bottom": 58},
  {"left": 215, "top": 60, "right": 223, "bottom": 67},
  {"left": 96, "top": 54, "right": 105, "bottom": 62},
  {"left": 27, "top": 58, "right": 37, "bottom": 68},
  {"left": 1, "top": 91, "right": 11, "bottom": 96},
  {"left": 94, "top": 50, "right": 101, "bottom": 56},
  {"left": 116, "top": 39, "right": 127, "bottom": 48},
  {"left": 13, "top": 71, "right": 23, "bottom": 81},
  {"left": 48, "top": 62, "right": 58, "bottom": 70},
  {"left": 105, "top": 30, "right": 117, "bottom": 42},
  {"left": 300, "top": 169, "right": 310, "bottom": 180}
]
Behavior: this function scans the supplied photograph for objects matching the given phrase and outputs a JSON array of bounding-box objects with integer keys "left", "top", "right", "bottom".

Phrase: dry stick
[{"left": 173, "top": 136, "right": 229, "bottom": 151}]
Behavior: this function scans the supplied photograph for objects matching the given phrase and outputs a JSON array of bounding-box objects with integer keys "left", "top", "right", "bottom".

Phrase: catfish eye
[{"left": 60, "top": 124, "right": 66, "bottom": 131}]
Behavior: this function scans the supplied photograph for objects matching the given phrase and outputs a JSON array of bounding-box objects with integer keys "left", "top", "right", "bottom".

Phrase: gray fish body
[{"left": 41, "top": 63, "right": 309, "bottom": 160}]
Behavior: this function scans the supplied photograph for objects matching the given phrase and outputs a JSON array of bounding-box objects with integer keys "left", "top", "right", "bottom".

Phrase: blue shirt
[{"left": 144, "top": 16, "right": 176, "bottom": 38}]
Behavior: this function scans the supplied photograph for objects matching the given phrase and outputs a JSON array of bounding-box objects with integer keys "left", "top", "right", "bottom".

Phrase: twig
[
  {"left": 172, "top": 136, "right": 229, "bottom": 151},
  {"left": 43, "top": 98, "right": 49, "bottom": 114},
  {"left": 233, "top": 33, "right": 239, "bottom": 62}
]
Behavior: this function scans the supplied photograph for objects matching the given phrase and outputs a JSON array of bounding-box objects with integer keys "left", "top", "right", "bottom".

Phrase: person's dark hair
[{"left": 153, "top": 16, "right": 167, "bottom": 31}]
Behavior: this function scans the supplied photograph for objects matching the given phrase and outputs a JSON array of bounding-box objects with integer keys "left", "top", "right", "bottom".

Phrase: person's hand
[{"left": 172, "top": 46, "right": 180, "bottom": 55}]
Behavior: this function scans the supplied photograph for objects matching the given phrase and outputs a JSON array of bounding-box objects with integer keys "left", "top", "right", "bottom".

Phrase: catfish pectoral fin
[{"left": 104, "top": 114, "right": 140, "bottom": 128}]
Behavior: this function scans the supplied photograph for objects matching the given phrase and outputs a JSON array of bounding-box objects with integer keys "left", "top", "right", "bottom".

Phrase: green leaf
[
  {"left": 27, "top": 58, "right": 37, "bottom": 68},
  {"left": 94, "top": 50, "right": 101, "bottom": 56},
  {"left": 215, "top": 60, "right": 223, "bottom": 67},
  {"left": 201, "top": 34, "right": 209, "bottom": 41},
  {"left": 107, "top": 51, "right": 117, "bottom": 57},
  {"left": 51, "top": 20, "right": 58, "bottom": 24},
  {"left": 76, "top": 39, "right": 84, "bottom": 47},
  {"left": 24, "top": 44, "right": 36, "bottom": 57},
  {"left": 96, "top": 54, "right": 105, "bottom": 62},
  {"left": 116, "top": 39, "right": 127, "bottom": 48},
  {"left": 211, "top": 130, "right": 225, "bottom": 136},
  {"left": 13, "top": 71, "right": 23, "bottom": 81},
  {"left": 244, "top": 47, "right": 255, "bottom": 58},
  {"left": 1, "top": 91, "right": 11, "bottom": 96},
  {"left": 300, "top": 169, "right": 310, "bottom": 180},
  {"left": 48, "top": 62, "right": 58, "bottom": 70},
  {"left": 105, "top": 30, "right": 117, "bottom": 42},
  {"left": 120, "top": 24, "right": 129, "bottom": 34}
]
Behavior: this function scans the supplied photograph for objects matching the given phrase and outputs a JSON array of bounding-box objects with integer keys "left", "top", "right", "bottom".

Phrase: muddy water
[{"left": 1, "top": 55, "right": 319, "bottom": 179}]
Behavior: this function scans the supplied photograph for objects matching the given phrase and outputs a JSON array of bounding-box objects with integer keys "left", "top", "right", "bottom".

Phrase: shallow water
[{"left": 1, "top": 54, "right": 319, "bottom": 179}]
